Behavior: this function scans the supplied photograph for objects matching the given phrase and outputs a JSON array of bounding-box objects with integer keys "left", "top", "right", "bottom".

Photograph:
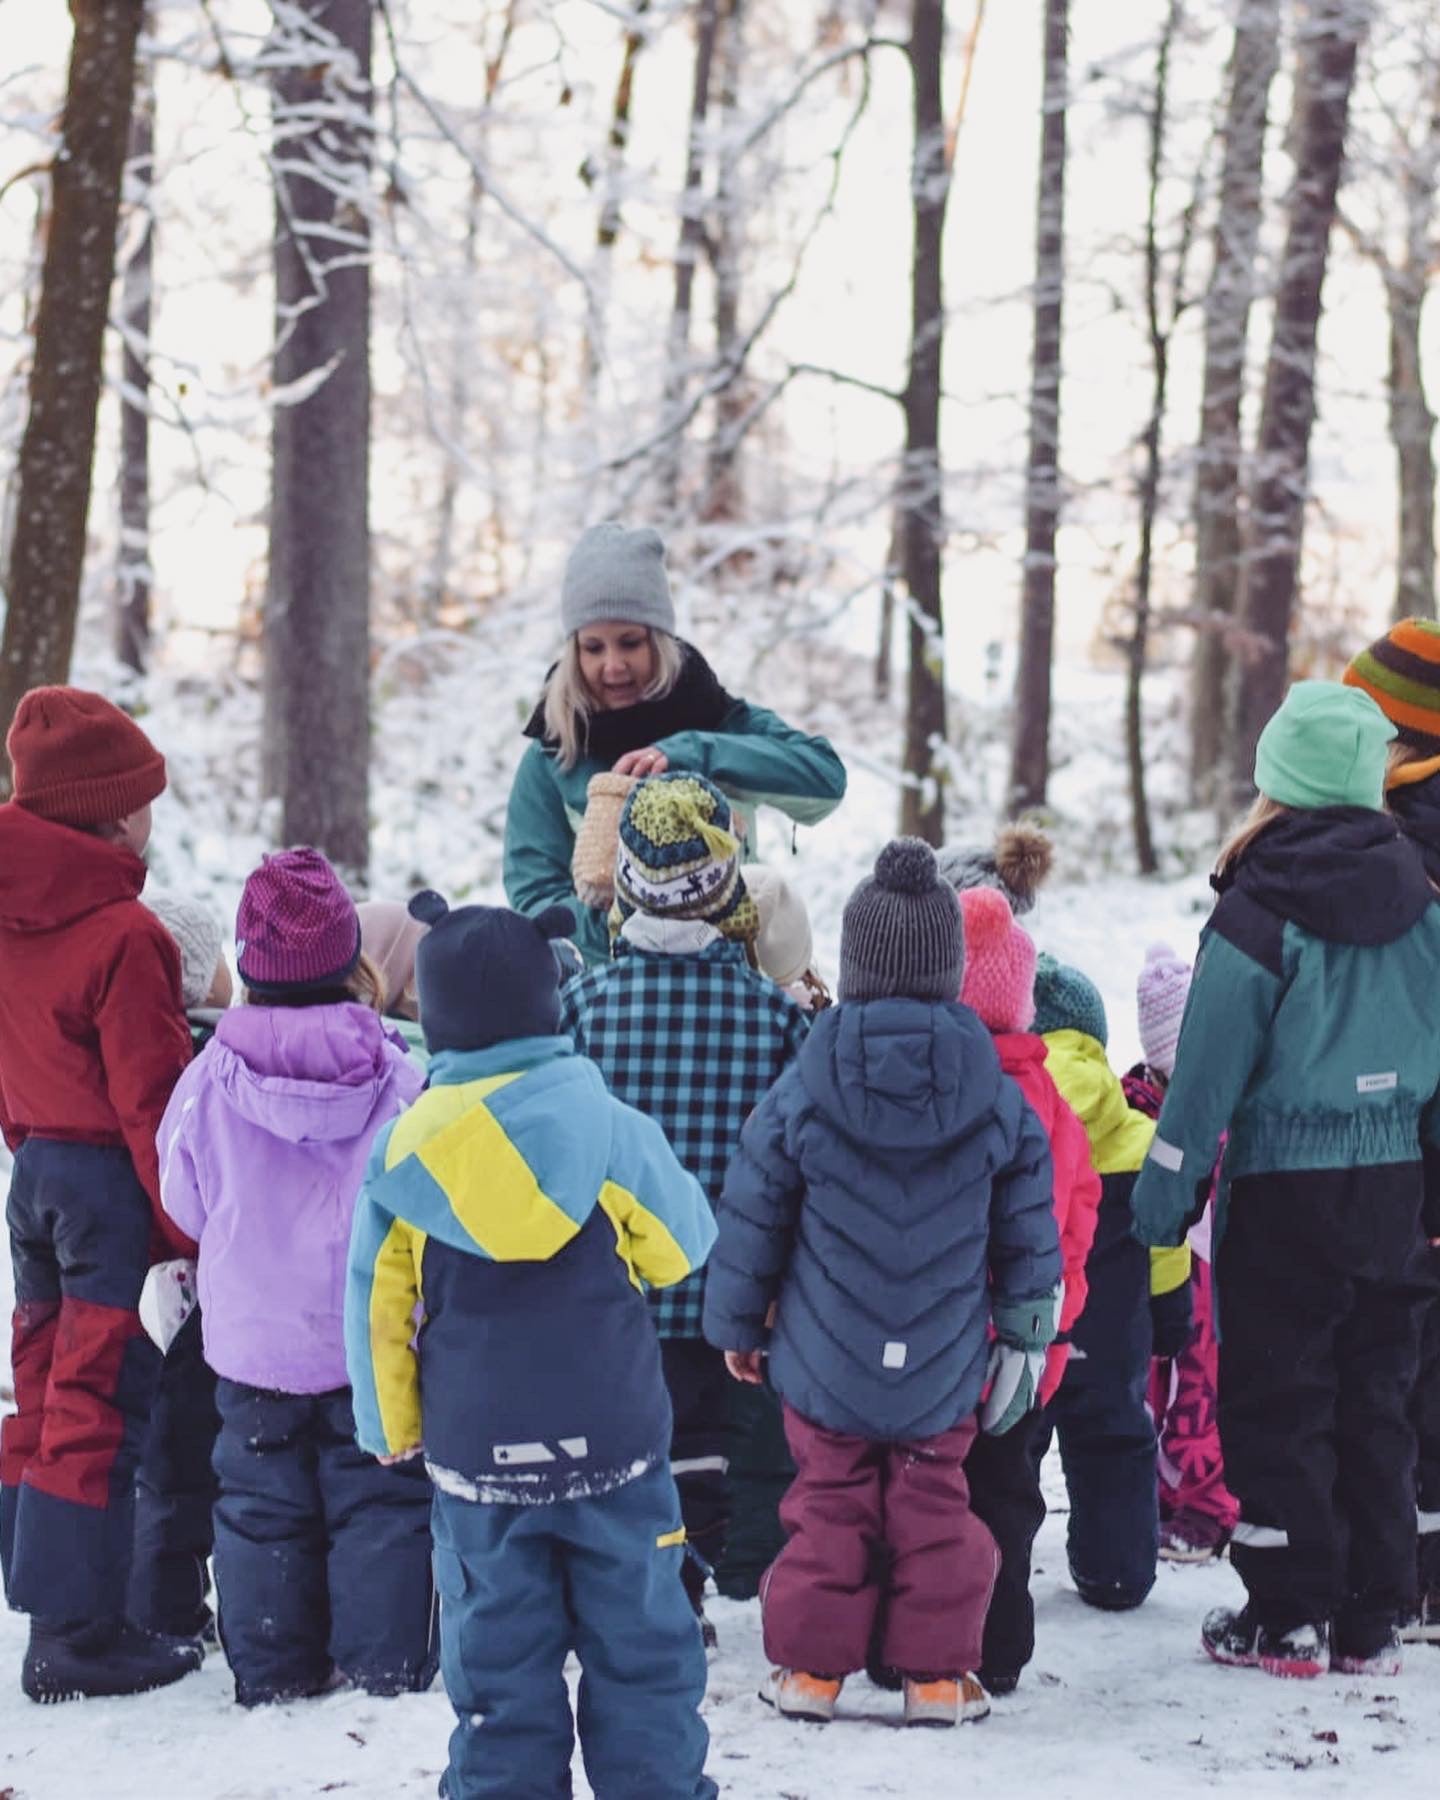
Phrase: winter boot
[
  {"left": 902, "top": 1673, "right": 990, "bottom": 1728},
  {"left": 21, "top": 1618, "right": 204, "bottom": 1704},
  {"left": 1201, "top": 1606, "right": 1328, "bottom": 1679},
  {"left": 1158, "top": 1509, "right": 1230, "bottom": 1564},
  {"left": 759, "top": 1669, "right": 843, "bottom": 1722},
  {"left": 1332, "top": 1626, "right": 1404, "bottom": 1677},
  {"left": 1398, "top": 1592, "right": 1440, "bottom": 1645}
]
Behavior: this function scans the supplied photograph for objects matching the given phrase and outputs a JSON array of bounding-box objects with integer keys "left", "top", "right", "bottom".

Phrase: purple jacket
[{"left": 158, "top": 1003, "right": 423, "bottom": 1393}]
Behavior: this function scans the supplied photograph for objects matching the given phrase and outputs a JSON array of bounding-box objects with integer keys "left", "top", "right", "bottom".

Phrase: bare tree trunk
[
  {"left": 875, "top": 513, "right": 902, "bottom": 701},
  {"left": 0, "top": 1, "right": 142, "bottom": 767},
  {"left": 1128, "top": 0, "right": 1187, "bottom": 879},
  {"left": 898, "top": 0, "right": 951, "bottom": 846},
  {"left": 264, "top": 0, "right": 373, "bottom": 879},
  {"left": 657, "top": 0, "right": 721, "bottom": 517},
  {"left": 582, "top": 0, "right": 652, "bottom": 394},
  {"left": 1230, "top": 3, "right": 1367, "bottom": 797},
  {"left": 115, "top": 44, "right": 155, "bottom": 674},
  {"left": 1389, "top": 274, "right": 1437, "bottom": 620},
  {"left": 424, "top": 2, "right": 516, "bottom": 623},
  {"left": 702, "top": 0, "right": 747, "bottom": 524},
  {"left": 1188, "top": 0, "right": 1280, "bottom": 803},
  {"left": 1008, "top": 0, "right": 1068, "bottom": 817}
]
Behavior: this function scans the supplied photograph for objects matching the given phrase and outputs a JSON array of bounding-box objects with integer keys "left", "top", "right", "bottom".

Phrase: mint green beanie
[{"left": 1253, "top": 680, "right": 1396, "bottom": 811}]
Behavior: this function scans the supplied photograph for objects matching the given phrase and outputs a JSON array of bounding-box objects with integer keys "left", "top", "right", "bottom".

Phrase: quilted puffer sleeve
[
  {"left": 988, "top": 1095, "right": 1061, "bottom": 1307},
  {"left": 703, "top": 1071, "right": 805, "bottom": 1353}
]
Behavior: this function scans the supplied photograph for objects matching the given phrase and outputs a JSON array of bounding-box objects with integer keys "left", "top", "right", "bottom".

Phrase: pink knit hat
[
  {"left": 235, "top": 847, "right": 361, "bottom": 993},
  {"left": 958, "top": 887, "right": 1037, "bottom": 1033},
  {"left": 1137, "top": 942, "right": 1191, "bottom": 1078}
]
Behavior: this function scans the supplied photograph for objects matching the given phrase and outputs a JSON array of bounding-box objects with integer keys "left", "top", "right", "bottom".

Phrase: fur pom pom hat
[
  {"left": 1136, "top": 941, "right": 1191, "bottom": 1079},
  {"left": 838, "top": 838, "right": 965, "bottom": 1003},
  {"left": 410, "top": 891, "right": 575, "bottom": 1054},
  {"left": 937, "top": 822, "right": 1053, "bottom": 917},
  {"left": 958, "top": 887, "right": 1037, "bottom": 1033}
]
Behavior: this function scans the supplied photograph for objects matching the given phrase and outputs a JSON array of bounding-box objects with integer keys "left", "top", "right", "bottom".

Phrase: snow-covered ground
[{"left": 2, "top": 1460, "right": 1437, "bottom": 1799}]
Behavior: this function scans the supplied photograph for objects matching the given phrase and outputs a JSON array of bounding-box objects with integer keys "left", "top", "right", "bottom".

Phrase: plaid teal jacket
[{"left": 559, "top": 938, "right": 810, "bottom": 1336}]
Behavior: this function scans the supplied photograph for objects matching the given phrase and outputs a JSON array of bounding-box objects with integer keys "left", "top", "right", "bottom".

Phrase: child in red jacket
[
  {"left": 957, "top": 887, "right": 1102, "bottom": 1693},
  {"left": 0, "top": 688, "right": 203, "bottom": 1703}
]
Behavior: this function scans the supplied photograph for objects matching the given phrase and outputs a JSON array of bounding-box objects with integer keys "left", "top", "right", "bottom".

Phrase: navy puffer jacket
[{"left": 703, "top": 998, "right": 1059, "bottom": 1441}]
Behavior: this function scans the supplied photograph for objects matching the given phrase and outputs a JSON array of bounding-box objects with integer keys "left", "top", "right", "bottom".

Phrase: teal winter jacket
[
  {"left": 1132, "top": 808, "right": 1440, "bottom": 1249},
  {"left": 504, "top": 657, "right": 846, "bottom": 964}
]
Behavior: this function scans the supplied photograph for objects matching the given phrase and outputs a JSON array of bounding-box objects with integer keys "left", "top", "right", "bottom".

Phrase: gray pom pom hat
[{"left": 837, "top": 838, "right": 965, "bottom": 1003}]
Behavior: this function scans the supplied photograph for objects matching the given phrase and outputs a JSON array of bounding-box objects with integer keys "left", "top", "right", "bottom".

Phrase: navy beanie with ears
[{"left": 409, "top": 891, "right": 576, "bottom": 1054}]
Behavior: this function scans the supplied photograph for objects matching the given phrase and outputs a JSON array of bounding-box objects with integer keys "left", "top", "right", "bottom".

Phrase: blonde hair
[
  {"left": 1387, "top": 741, "right": 1425, "bottom": 781},
  {"left": 542, "top": 629, "right": 685, "bottom": 770},
  {"left": 1214, "top": 794, "right": 1290, "bottom": 879},
  {"left": 245, "top": 950, "right": 386, "bottom": 1013}
]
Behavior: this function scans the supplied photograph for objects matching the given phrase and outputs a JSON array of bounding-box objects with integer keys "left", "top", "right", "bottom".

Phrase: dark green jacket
[
  {"left": 503, "top": 699, "right": 846, "bottom": 965},
  {"left": 1133, "top": 808, "right": 1440, "bottom": 1248}
]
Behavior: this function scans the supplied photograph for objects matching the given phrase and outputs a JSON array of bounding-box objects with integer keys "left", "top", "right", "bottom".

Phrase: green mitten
[{"left": 980, "top": 1287, "right": 1062, "bottom": 1436}]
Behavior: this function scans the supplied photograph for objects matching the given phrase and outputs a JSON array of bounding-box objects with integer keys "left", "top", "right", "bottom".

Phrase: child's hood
[
  {"left": 0, "top": 802, "right": 147, "bottom": 932},
  {"left": 1043, "top": 1029, "right": 1153, "bottom": 1173},
  {"left": 1388, "top": 766, "right": 1440, "bottom": 887},
  {"left": 207, "top": 1003, "right": 415, "bottom": 1144},
  {"left": 1221, "top": 805, "right": 1434, "bottom": 947},
  {"left": 796, "top": 997, "right": 1007, "bottom": 1152},
  {"left": 364, "top": 1041, "right": 616, "bottom": 1261}
]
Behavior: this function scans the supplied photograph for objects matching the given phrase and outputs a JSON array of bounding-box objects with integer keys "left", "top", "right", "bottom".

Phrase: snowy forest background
[
  {"left": 4, "top": 7, "right": 1440, "bottom": 1794},
  {"left": 0, "top": 0, "right": 1438, "bottom": 928}
]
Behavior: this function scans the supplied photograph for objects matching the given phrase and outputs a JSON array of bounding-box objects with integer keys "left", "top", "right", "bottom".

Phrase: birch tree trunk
[
  {"left": 1389, "top": 273, "right": 1437, "bottom": 621},
  {"left": 1188, "top": 0, "right": 1280, "bottom": 803},
  {"left": 898, "top": 0, "right": 951, "bottom": 845},
  {"left": 582, "top": 0, "right": 652, "bottom": 396},
  {"left": 657, "top": 0, "right": 720, "bottom": 516},
  {"left": 1008, "top": 0, "right": 1068, "bottom": 816},
  {"left": 1230, "top": 1, "right": 1367, "bottom": 795},
  {"left": 115, "top": 47, "right": 155, "bottom": 674},
  {"left": 0, "top": 0, "right": 142, "bottom": 763},
  {"left": 263, "top": 0, "right": 373, "bottom": 879}
]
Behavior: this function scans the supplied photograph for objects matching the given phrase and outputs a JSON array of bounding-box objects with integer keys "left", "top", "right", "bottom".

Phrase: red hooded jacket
[
  {"left": 0, "top": 802, "right": 194, "bottom": 1255},
  {"left": 992, "top": 1030, "right": 1102, "bottom": 1402}
]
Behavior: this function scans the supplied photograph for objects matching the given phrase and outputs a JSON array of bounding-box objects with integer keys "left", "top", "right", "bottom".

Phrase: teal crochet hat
[
  {"left": 1032, "top": 952, "right": 1108, "bottom": 1047},
  {"left": 1253, "top": 680, "right": 1395, "bottom": 811}
]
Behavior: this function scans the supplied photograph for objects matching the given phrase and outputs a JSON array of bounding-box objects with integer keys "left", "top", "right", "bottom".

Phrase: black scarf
[{"left": 523, "top": 640, "right": 736, "bottom": 764}]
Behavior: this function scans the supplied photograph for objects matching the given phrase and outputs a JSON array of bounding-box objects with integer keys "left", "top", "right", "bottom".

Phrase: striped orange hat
[{"left": 1343, "top": 617, "right": 1440, "bottom": 754}]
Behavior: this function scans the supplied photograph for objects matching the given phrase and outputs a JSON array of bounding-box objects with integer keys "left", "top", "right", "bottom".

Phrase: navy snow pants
[
  {"left": 212, "top": 1380, "right": 436, "bottom": 1706},
  {"left": 1041, "top": 1173, "right": 1157, "bottom": 1611},
  {"left": 432, "top": 1462, "right": 715, "bottom": 1800},
  {"left": 1, "top": 1141, "right": 159, "bottom": 1624},
  {"left": 1414, "top": 1255, "right": 1440, "bottom": 1602},
  {"left": 1218, "top": 1171, "right": 1430, "bottom": 1654},
  {"left": 128, "top": 1307, "right": 219, "bottom": 1638}
]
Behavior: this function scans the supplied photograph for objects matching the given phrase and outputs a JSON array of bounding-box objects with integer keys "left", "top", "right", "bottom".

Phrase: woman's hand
[
  {"left": 612, "top": 748, "right": 669, "bottom": 778},
  {"left": 724, "top": 1350, "right": 765, "bottom": 1386}
]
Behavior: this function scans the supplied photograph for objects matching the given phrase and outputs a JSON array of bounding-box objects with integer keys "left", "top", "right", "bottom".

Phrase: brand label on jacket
[
  {"left": 1356, "top": 1072, "right": 1398, "bottom": 1094},
  {"left": 882, "top": 1341, "right": 908, "bottom": 1370}
]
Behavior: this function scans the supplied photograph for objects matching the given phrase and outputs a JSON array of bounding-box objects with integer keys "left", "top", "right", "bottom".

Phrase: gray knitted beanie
[
  {"left": 837, "top": 838, "right": 965, "bottom": 1003},
  {"left": 145, "top": 890, "right": 225, "bottom": 1010},
  {"left": 561, "top": 522, "right": 676, "bottom": 638}
]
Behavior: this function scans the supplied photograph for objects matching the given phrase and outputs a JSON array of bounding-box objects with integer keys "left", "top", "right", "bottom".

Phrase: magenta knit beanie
[
  {"left": 235, "top": 847, "right": 361, "bottom": 994},
  {"left": 958, "top": 887, "right": 1037, "bottom": 1033},
  {"left": 1136, "top": 941, "right": 1191, "bottom": 1078}
]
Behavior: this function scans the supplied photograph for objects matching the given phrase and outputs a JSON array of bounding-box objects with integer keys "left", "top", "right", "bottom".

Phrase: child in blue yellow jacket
[{"left": 345, "top": 894, "right": 718, "bottom": 1800}]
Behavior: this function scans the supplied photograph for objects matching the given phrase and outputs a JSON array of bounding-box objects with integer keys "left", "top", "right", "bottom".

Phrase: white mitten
[{"left": 139, "top": 1258, "right": 198, "bottom": 1354}]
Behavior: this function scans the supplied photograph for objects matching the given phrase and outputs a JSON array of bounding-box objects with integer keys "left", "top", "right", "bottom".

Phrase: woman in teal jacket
[
  {"left": 1133, "top": 682, "right": 1440, "bottom": 1683},
  {"left": 503, "top": 522, "right": 846, "bottom": 965}
]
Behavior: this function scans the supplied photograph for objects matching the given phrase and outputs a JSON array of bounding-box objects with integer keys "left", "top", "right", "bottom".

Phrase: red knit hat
[
  {"left": 235, "top": 847, "right": 361, "bottom": 993},
  {"left": 958, "top": 887, "right": 1037, "bottom": 1033},
  {"left": 6, "top": 685, "right": 166, "bottom": 827}
]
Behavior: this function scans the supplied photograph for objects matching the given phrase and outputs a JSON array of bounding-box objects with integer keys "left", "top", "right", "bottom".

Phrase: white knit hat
[
  {"left": 1137, "top": 941, "right": 1192, "bottom": 1078},
  {"left": 741, "top": 863, "right": 815, "bottom": 990},
  {"left": 146, "top": 890, "right": 226, "bottom": 1010}
]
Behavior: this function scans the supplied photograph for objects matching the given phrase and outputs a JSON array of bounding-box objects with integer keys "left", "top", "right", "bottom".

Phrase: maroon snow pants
[{"left": 761, "top": 1406, "right": 998, "bottom": 1679}]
